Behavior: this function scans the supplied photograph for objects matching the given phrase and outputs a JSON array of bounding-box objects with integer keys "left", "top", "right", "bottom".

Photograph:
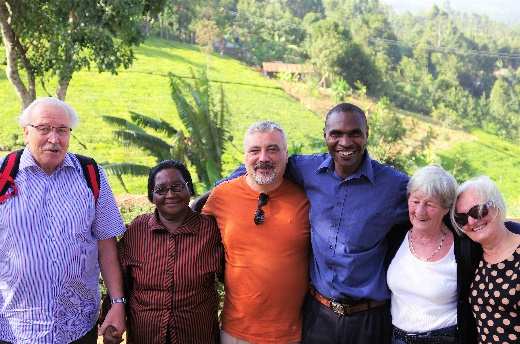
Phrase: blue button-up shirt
[
  {"left": 287, "top": 152, "right": 409, "bottom": 301},
  {"left": 0, "top": 148, "right": 126, "bottom": 343}
]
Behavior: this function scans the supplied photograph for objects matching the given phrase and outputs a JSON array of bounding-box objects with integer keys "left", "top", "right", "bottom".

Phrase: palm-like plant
[
  {"left": 169, "top": 69, "right": 229, "bottom": 188},
  {"left": 103, "top": 68, "right": 230, "bottom": 192}
]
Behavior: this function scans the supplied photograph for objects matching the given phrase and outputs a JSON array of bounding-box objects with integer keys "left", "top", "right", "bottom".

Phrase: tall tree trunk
[
  {"left": 0, "top": 0, "right": 36, "bottom": 109},
  {"left": 56, "top": 77, "right": 71, "bottom": 100}
]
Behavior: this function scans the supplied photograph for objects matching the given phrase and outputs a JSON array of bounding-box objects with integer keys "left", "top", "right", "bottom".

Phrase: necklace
[{"left": 409, "top": 227, "right": 448, "bottom": 262}]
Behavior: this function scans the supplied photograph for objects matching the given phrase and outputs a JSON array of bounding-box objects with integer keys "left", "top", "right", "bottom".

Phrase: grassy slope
[
  {"left": 0, "top": 38, "right": 518, "bottom": 216},
  {"left": 0, "top": 38, "right": 323, "bottom": 195}
]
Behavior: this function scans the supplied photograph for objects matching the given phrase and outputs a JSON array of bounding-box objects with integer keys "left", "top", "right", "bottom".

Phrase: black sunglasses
[
  {"left": 254, "top": 193, "right": 269, "bottom": 225},
  {"left": 454, "top": 201, "right": 493, "bottom": 227}
]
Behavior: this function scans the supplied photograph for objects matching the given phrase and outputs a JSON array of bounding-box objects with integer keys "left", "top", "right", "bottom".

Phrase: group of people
[{"left": 0, "top": 97, "right": 518, "bottom": 344}]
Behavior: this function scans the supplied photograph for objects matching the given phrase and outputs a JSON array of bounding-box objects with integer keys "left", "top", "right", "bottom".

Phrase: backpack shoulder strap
[
  {"left": 0, "top": 150, "right": 24, "bottom": 202},
  {"left": 75, "top": 154, "right": 101, "bottom": 204}
]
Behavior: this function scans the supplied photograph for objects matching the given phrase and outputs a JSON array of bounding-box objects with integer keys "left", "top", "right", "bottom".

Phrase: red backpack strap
[
  {"left": 75, "top": 154, "right": 101, "bottom": 204},
  {"left": 0, "top": 150, "right": 23, "bottom": 203}
]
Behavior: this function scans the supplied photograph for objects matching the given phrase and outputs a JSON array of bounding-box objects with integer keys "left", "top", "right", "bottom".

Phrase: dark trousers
[{"left": 302, "top": 294, "right": 392, "bottom": 344}]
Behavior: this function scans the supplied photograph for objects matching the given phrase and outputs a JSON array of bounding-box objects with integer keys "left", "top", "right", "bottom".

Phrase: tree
[
  {"left": 0, "top": 0, "right": 164, "bottom": 109},
  {"left": 488, "top": 77, "right": 520, "bottom": 139},
  {"left": 304, "top": 19, "right": 351, "bottom": 86},
  {"left": 103, "top": 69, "right": 231, "bottom": 191},
  {"left": 233, "top": 0, "right": 305, "bottom": 65}
]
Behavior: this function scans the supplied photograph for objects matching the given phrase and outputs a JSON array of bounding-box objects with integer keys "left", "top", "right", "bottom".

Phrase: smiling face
[
  {"left": 324, "top": 111, "right": 368, "bottom": 179},
  {"left": 23, "top": 103, "right": 71, "bottom": 174},
  {"left": 152, "top": 168, "right": 191, "bottom": 220},
  {"left": 408, "top": 190, "right": 449, "bottom": 233},
  {"left": 244, "top": 130, "right": 288, "bottom": 187},
  {"left": 455, "top": 188, "right": 499, "bottom": 244}
]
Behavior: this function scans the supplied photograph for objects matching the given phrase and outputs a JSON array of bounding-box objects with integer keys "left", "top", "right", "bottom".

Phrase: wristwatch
[{"left": 110, "top": 297, "right": 127, "bottom": 305}]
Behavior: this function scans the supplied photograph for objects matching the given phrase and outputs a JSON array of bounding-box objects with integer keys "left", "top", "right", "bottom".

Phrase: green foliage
[
  {"left": 0, "top": 0, "right": 165, "bottom": 106},
  {"left": 232, "top": 0, "right": 305, "bottom": 65},
  {"left": 102, "top": 68, "right": 231, "bottom": 192},
  {"left": 488, "top": 78, "right": 520, "bottom": 138},
  {"left": 331, "top": 78, "right": 351, "bottom": 102},
  {"left": 169, "top": 68, "right": 230, "bottom": 188},
  {"left": 193, "top": 18, "right": 222, "bottom": 53},
  {"left": 368, "top": 97, "right": 434, "bottom": 173},
  {"left": 304, "top": 19, "right": 351, "bottom": 85}
]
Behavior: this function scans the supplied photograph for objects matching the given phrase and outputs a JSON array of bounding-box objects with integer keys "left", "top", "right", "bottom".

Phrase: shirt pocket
[{"left": 342, "top": 208, "right": 392, "bottom": 252}]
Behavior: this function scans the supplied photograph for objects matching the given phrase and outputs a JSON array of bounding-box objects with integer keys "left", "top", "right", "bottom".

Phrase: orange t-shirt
[{"left": 203, "top": 176, "right": 310, "bottom": 344}]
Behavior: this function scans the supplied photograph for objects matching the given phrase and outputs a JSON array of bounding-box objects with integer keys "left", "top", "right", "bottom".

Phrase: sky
[{"left": 380, "top": 0, "right": 520, "bottom": 25}]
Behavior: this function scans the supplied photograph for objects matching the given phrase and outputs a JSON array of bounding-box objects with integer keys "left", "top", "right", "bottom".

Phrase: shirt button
[{"left": 329, "top": 245, "right": 333, "bottom": 249}]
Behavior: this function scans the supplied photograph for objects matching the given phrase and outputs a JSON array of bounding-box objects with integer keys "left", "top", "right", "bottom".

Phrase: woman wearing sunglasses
[
  {"left": 104, "top": 160, "right": 223, "bottom": 344},
  {"left": 451, "top": 176, "right": 520, "bottom": 344}
]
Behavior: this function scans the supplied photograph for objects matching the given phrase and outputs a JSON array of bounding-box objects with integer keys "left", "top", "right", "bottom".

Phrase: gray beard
[{"left": 253, "top": 170, "right": 277, "bottom": 185}]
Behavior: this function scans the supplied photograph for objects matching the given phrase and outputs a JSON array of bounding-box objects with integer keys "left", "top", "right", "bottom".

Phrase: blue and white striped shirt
[{"left": 0, "top": 148, "right": 126, "bottom": 343}]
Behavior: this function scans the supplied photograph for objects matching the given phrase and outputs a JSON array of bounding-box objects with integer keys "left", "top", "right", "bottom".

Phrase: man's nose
[
  {"left": 47, "top": 130, "right": 60, "bottom": 143},
  {"left": 258, "top": 149, "right": 270, "bottom": 161},
  {"left": 338, "top": 134, "right": 352, "bottom": 146}
]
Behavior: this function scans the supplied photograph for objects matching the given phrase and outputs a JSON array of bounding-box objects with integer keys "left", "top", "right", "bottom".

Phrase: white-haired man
[
  {"left": 203, "top": 121, "right": 310, "bottom": 344},
  {"left": 0, "top": 98, "right": 126, "bottom": 343}
]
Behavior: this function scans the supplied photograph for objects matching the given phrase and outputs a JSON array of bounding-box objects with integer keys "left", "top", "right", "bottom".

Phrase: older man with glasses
[
  {"left": 203, "top": 121, "right": 310, "bottom": 344},
  {"left": 0, "top": 97, "right": 126, "bottom": 343}
]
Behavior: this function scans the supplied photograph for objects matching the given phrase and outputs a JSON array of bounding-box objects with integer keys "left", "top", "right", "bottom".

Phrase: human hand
[
  {"left": 98, "top": 303, "right": 125, "bottom": 342},
  {"left": 102, "top": 325, "right": 123, "bottom": 344}
]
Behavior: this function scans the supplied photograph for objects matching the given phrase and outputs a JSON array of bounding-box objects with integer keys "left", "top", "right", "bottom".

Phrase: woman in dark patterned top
[
  {"left": 118, "top": 160, "right": 223, "bottom": 344},
  {"left": 452, "top": 176, "right": 520, "bottom": 344}
]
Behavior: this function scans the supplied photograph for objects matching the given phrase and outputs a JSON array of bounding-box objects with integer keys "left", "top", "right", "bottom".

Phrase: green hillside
[{"left": 1, "top": 38, "right": 519, "bottom": 217}]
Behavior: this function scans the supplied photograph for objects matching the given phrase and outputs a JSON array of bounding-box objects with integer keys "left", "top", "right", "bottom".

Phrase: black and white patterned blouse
[{"left": 469, "top": 246, "right": 520, "bottom": 344}]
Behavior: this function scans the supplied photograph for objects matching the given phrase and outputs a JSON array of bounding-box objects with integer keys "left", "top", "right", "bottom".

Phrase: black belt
[
  {"left": 309, "top": 286, "right": 388, "bottom": 316},
  {"left": 392, "top": 325, "right": 457, "bottom": 344}
]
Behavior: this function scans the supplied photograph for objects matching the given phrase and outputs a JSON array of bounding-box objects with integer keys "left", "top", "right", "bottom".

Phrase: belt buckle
[{"left": 331, "top": 300, "right": 347, "bottom": 316}]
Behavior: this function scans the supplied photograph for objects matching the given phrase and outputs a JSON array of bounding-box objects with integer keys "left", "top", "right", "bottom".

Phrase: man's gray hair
[
  {"left": 407, "top": 165, "right": 458, "bottom": 209},
  {"left": 244, "top": 120, "right": 287, "bottom": 150},
  {"left": 19, "top": 97, "right": 79, "bottom": 128},
  {"left": 450, "top": 175, "right": 506, "bottom": 234}
]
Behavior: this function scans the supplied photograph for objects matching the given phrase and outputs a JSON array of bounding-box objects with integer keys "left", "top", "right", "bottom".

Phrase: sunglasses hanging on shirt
[{"left": 254, "top": 193, "right": 269, "bottom": 225}]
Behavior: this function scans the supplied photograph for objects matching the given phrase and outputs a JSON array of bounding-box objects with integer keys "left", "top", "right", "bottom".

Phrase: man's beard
[{"left": 250, "top": 161, "right": 278, "bottom": 185}]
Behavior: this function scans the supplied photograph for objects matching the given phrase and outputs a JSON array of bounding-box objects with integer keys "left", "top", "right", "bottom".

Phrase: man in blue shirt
[{"left": 288, "top": 103, "right": 409, "bottom": 344}]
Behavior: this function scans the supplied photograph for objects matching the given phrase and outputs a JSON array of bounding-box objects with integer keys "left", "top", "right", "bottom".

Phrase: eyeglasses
[
  {"left": 153, "top": 183, "right": 188, "bottom": 195},
  {"left": 454, "top": 201, "right": 494, "bottom": 227},
  {"left": 254, "top": 193, "right": 269, "bottom": 225},
  {"left": 29, "top": 124, "right": 72, "bottom": 136}
]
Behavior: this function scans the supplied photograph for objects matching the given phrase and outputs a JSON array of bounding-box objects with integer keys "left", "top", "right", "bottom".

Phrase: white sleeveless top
[{"left": 387, "top": 231, "right": 458, "bottom": 332}]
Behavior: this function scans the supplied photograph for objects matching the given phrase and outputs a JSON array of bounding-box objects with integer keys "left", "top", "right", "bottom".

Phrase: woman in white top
[{"left": 387, "top": 165, "right": 459, "bottom": 344}]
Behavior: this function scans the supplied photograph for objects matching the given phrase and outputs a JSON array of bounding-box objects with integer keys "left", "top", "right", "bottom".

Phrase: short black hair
[
  {"left": 147, "top": 160, "right": 195, "bottom": 202},
  {"left": 325, "top": 103, "right": 367, "bottom": 128}
]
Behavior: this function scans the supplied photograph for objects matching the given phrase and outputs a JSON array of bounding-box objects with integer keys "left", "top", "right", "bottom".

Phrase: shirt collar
[
  {"left": 19, "top": 147, "right": 76, "bottom": 173},
  {"left": 148, "top": 208, "right": 200, "bottom": 235},
  {"left": 317, "top": 151, "right": 375, "bottom": 184}
]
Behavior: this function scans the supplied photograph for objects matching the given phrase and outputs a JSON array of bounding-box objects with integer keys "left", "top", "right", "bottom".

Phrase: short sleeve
[
  {"left": 202, "top": 189, "right": 217, "bottom": 217},
  {"left": 286, "top": 155, "right": 304, "bottom": 186},
  {"left": 393, "top": 174, "right": 409, "bottom": 225},
  {"left": 91, "top": 167, "right": 126, "bottom": 240}
]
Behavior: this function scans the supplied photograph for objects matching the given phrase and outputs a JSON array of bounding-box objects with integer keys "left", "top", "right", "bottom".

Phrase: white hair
[
  {"left": 407, "top": 165, "right": 458, "bottom": 209},
  {"left": 450, "top": 175, "right": 506, "bottom": 235},
  {"left": 243, "top": 120, "right": 287, "bottom": 150},
  {"left": 19, "top": 97, "right": 79, "bottom": 128}
]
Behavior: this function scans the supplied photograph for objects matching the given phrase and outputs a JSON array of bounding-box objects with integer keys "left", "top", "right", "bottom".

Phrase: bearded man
[{"left": 203, "top": 121, "right": 310, "bottom": 344}]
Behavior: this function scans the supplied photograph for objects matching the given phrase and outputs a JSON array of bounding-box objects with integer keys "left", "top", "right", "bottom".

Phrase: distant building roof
[{"left": 262, "top": 62, "right": 315, "bottom": 74}]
